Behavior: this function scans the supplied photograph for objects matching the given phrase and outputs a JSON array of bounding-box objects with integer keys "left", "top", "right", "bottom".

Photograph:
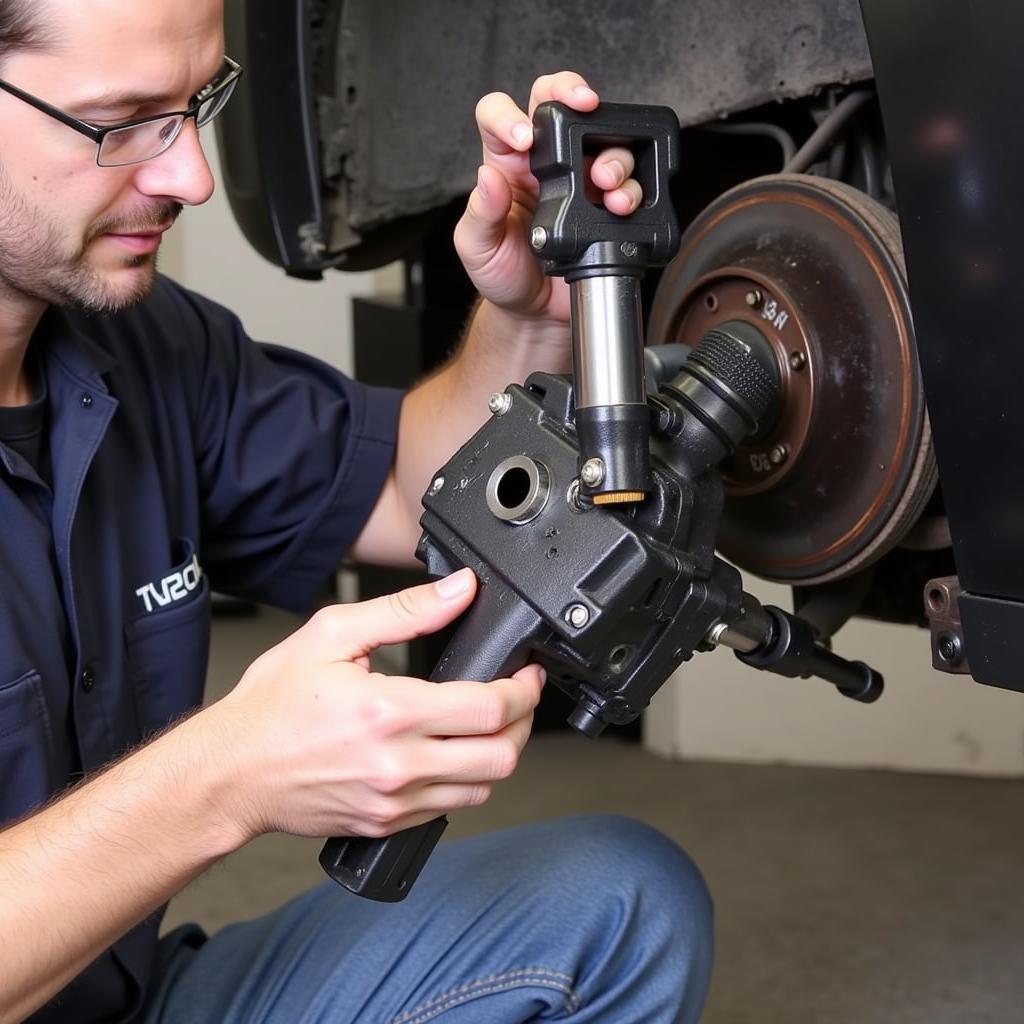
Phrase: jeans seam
[{"left": 389, "top": 967, "right": 582, "bottom": 1023}]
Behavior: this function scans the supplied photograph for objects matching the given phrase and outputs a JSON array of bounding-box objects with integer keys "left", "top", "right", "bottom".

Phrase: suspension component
[{"left": 530, "top": 100, "right": 681, "bottom": 504}]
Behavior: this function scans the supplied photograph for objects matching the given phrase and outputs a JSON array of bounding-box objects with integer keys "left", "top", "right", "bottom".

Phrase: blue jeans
[{"left": 142, "top": 815, "right": 713, "bottom": 1023}]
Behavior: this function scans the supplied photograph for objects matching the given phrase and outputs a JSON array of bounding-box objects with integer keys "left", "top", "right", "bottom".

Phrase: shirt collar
[{"left": 35, "top": 305, "right": 119, "bottom": 389}]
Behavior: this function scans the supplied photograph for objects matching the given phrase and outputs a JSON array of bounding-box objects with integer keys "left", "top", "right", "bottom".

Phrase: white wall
[{"left": 644, "top": 572, "right": 1024, "bottom": 776}]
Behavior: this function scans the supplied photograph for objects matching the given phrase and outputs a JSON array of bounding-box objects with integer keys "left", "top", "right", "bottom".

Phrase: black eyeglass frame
[{"left": 0, "top": 56, "right": 243, "bottom": 166}]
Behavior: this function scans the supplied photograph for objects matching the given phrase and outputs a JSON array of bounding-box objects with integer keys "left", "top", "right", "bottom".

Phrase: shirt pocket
[
  {"left": 0, "top": 669, "right": 56, "bottom": 822},
  {"left": 125, "top": 537, "right": 212, "bottom": 738}
]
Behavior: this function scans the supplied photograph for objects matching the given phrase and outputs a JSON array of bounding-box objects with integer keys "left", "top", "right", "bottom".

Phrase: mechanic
[{"left": 0, "top": 2, "right": 712, "bottom": 1022}]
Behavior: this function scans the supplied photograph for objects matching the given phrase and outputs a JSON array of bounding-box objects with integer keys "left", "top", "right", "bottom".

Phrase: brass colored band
[{"left": 592, "top": 491, "right": 646, "bottom": 505}]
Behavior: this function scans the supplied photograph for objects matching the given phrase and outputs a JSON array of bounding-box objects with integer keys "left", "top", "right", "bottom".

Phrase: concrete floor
[{"left": 164, "top": 607, "right": 1024, "bottom": 1023}]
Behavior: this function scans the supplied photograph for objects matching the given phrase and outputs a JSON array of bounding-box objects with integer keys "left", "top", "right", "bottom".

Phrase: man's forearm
[
  {"left": 349, "top": 299, "right": 571, "bottom": 566},
  {"left": 0, "top": 710, "right": 244, "bottom": 1024}
]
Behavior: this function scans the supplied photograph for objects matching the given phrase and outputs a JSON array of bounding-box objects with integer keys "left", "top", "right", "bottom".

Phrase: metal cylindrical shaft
[
  {"left": 570, "top": 276, "right": 651, "bottom": 501},
  {"left": 706, "top": 593, "right": 774, "bottom": 653},
  {"left": 570, "top": 276, "right": 647, "bottom": 409}
]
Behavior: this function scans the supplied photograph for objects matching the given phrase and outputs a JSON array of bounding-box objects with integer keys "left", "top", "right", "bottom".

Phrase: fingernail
[
  {"left": 538, "top": 668, "right": 547, "bottom": 687},
  {"left": 573, "top": 85, "right": 597, "bottom": 99},
  {"left": 511, "top": 121, "right": 533, "bottom": 146},
  {"left": 477, "top": 165, "right": 489, "bottom": 199},
  {"left": 436, "top": 568, "right": 474, "bottom": 599},
  {"left": 605, "top": 159, "right": 625, "bottom": 183}
]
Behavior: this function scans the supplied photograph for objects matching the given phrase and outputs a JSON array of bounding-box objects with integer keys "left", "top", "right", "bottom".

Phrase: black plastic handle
[
  {"left": 318, "top": 581, "right": 545, "bottom": 901},
  {"left": 529, "top": 100, "right": 681, "bottom": 274}
]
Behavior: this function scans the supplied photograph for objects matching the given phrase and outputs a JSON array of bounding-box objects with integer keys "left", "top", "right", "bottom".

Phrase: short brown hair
[{"left": 0, "top": 1, "right": 52, "bottom": 69}]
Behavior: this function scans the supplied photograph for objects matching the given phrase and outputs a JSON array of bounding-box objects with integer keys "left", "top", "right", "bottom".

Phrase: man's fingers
[
  {"left": 453, "top": 164, "right": 513, "bottom": 273},
  {"left": 386, "top": 672, "right": 543, "bottom": 737},
  {"left": 591, "top": 146, "right": 635, "bottom": 190},
  {"left": 475, "top": 91, "right": 534, "bottom": 159},
  {"left": 419, "top": 717, "right": 535, "bottom": 785},
  {"left": 527, "top": 70, "right": 598, "bottom": 119},
  {"left": 307, "top": 569, "right": 478, "bottom": 661},
  {"left": 604, "top": 178, "right": 643, "bottom": 216}
]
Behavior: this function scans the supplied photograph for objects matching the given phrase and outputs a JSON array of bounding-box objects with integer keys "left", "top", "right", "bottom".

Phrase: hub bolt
[
  {"left": 769, "top": 445, "right": 788, "bottom": 467},
  {"left": 745, "top": 289, "right": 764, "bottom": 309},
  {"left": 580, "top": 458, "right": 606, "bottom": 487},
  {"left": 789, "top": 351, "right": 807, "bottom": 371},
  {"left": 530, "top": 226, "right": 548, "bottom": 251}
]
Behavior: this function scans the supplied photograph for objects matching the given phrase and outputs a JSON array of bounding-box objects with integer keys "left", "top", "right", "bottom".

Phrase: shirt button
[
  {"left": 80, "top": 393, "right": 93, "bottom": 408},
  {"left": 80, "top": 666, "right": 96, "bottom": 693}
]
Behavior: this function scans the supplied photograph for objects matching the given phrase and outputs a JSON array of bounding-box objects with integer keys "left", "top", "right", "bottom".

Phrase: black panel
[
  {"left": 860, "top": 0, "right": 1024, "bottom": 679},
  {"left": 218, "top": 0, "right": 328, "bottom": 277}
]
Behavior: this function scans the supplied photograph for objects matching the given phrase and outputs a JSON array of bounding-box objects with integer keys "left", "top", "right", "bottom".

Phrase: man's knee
[{"left": 556, "top": 814, "right": 713, "bottom": 942}]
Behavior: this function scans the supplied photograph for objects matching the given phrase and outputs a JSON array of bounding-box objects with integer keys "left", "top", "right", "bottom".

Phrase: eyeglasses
[{"left": 0, "top": 56, "right": 243, "bottom": 167}]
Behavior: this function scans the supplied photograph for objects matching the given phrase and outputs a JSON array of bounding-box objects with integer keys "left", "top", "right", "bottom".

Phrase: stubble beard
[{"left": 0, "top": 161, "right": 181, "bottom": 315}]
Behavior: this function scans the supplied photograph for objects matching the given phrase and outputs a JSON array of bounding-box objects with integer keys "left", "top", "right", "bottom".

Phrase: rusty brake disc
[{"left": 648, "top": 173, "right": 936, "bottom": 584}]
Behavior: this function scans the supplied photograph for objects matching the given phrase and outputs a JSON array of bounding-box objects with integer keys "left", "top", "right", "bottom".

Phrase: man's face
[{"left": 0, "top": 0, "right": 225, "bottom": 313}]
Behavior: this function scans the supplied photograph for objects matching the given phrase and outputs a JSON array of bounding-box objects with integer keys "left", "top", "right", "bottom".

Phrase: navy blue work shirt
[{"left": 0, "top": 276, "right": 403, "bottom": 1022}]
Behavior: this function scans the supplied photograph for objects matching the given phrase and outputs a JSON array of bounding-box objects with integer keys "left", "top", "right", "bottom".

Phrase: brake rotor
[{"left": 648, "top": 174, "right": 936, "bottom": 584}]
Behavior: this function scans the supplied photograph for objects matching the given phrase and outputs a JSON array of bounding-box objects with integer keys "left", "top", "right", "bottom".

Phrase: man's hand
[
  {"left": 455, "top": 70, "right": 643, "bottom": 325},
  {"left": 209, "top": 568, "right": 544, "bottom": 842}
]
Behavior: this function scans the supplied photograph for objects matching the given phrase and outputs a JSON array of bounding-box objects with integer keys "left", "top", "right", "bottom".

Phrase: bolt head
[
  {"left": 487, "top": 392, "right": 512, "bottom": 416},
  {"left": 530, "top": 226, "right": 548, "bottom": 251},
  {"left": 937, "top": 631, "right": 963, "bottom": 664},
  {"left": 620, "top": 241, "right": 639, "bottom": 258},
  {"left": 580, "top": 458, "right": 605, "bottom": 487},
  {"left": 566, "top": 604, "right": 590, "bottom": 628},
  {"left": 769, "top": 445, "right": 788, "bottom": 466},
  {"left": 789, "top": 351, "right": 807, "bottom": 371},
  {"left": 745, "top": 289, "right": 764, "bottom": 308}
]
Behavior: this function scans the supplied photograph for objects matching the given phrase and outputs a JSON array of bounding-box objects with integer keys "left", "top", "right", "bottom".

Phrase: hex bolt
[
  {"left": 769, "top": 445, "right": 788, "bottom": 466},
  {"left": 745, "top": 289, "right": 764, "bottom": 309},
  {"left": 565, "top": 604, "right": 590, "bottom": 628},
  {"left": 937, "top": 631, "right": 963, "bottom": 664},
  {"left": 789, "top": 351, "right": 807, "bottom": 371},
  {"left": 619, "top": 241, "right": 639, "bottom": 258},
  {"left": 487, "top": 392, "right": 512, "bottom": 416},
  {"left": 428, "top": 475, "right": 445, "bottom": 497},
  {"left": 580, "top": 458, "right": 605, "bottom": 487},
  {"left": 530, "top": 226, "right": 548, "bottom": 251}
]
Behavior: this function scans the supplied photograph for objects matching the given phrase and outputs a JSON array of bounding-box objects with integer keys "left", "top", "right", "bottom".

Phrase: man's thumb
[{"left": 328, "top": 569, "right": 477, "bottom": 660}]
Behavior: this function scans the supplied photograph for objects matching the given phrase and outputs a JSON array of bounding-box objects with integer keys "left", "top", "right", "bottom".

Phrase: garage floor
[{"left": 163, "top": 607, "right": 1024, "bottom": 1023}]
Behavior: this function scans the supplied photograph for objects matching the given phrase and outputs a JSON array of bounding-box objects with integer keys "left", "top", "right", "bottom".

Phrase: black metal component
[
  {"left": 860, "top": 0, "right": 1024, "bottom": 686},
  {"left": 319, "top": 816, "right": 448, "bottom": 903},
  {"left": 218, "top": 0, "right": 329, "bottom": 278},
  {"left": 416, "top": 368, "right": 742, "bottom": 734},
  {"left": 957, "top": 595, "right": 1024, "bottom": 694},
  {"left": 737, "top": 606, "right": 884, "bottom": 703},
  {"left": 529, "top": 100, "right": 681, "bottom": 503},
  {"left": 530, "top": 101, "right": 681, "bottom": 272}
]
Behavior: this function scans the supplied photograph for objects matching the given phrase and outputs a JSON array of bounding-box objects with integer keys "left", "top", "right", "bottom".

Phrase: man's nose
[{"left": 131, "top": 119, "right": 215, "bottom": 208}]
